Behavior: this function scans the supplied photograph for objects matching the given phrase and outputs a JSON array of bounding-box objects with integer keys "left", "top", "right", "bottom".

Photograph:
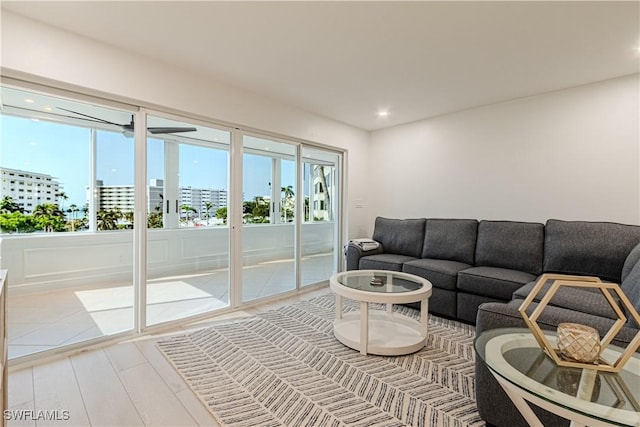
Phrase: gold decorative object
[
  {"left": 519, "top": 274, "right": 640, "bottom": 372},
  {"left": 557, "top": 322, "right": 600, "bottom": 363}
]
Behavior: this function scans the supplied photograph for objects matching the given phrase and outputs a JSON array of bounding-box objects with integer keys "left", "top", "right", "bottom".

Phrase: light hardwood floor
[{"left": 6, "top": 286, "right": 330, "bottom": 427}]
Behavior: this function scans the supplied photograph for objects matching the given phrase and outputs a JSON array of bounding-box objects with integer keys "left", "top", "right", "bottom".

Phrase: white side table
[
  {"left": 330, "top": 270, "right": 432, "bottom": 356},
  {"left": 475, "top": 328, "right": 640, "bottom": 427}
]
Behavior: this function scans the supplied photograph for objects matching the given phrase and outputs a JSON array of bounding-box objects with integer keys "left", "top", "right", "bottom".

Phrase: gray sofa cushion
[
  {"left": 621, "top": 259, "right": 640, "bottom": 327},
  {"left": 457, "top": 266, "right": 537, "bottom": 300},
  {"left": 474, "top": 220, "right": 544, "bottom": 275},
  {"left": 513, "top": 281, "right": 620, "bottom": 320},
  {"left": 359, "top": 254, "right": 418, "bottom": 271},
  {"left": 372, "top": 217, "right": 426, "bottom": 258},
  {"left": 544, "top": 219, "right": 640, "bottom": 283},
  {"left": 403, "top": 258, "right": 471, "bottom": 291},
  {"left": 421, "top": 219, "right": 478, "bottom": 265},
  {"left": 622, "top": 242, "right": 640, "bottom": 283}
]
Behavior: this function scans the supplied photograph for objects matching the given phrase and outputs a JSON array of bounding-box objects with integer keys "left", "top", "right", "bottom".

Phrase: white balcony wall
[{"left": 1, "top": 222, "right": 334, "bottom": 295}]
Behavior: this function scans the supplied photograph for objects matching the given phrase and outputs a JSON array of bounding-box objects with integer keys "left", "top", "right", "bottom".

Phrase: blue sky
[{"left": 1, "top": 115, "right": 295, "bottom": 209}]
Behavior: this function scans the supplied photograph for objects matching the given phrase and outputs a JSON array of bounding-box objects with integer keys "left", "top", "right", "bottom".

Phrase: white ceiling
[{"left": 3, "top": 1, "right": 639, "bottom": 131}]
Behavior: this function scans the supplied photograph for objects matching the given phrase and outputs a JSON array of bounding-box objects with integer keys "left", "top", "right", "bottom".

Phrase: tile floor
[{"left": 7, "top": 253, "right": 334, "bottom": 359}]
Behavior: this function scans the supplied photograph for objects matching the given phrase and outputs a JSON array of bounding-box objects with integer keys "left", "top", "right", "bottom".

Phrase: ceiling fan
[{"left": 58, "top": 107, "right": 197, "bottom": 134}]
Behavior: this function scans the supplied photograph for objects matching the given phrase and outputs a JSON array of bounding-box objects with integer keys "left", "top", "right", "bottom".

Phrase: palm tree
[
  {"left": 33, "top": 203, "right": 65, "bottom": 232},
  {"left": 123, "top": 211, "right": 134, "bottom": 229},
  {"left": 242, "top": 197, "right": 269, "bottom": 224},
  {"left": 281, "top": 185, "right": 294, "bottom": 200},
  {"left": 67, "top": 203, "right": 79, "bottom": 232},
  {"left": 281, "top": 185, "right": 295, "bottom": 222},
  {"left": 96, "top": 208, "right": 120, "bottom": 231},
  {"left": 180, "top": 204, "right": 197, "bottom": 224},
  {"left": 56, "top": 191, "right": 69, "bottom": 211},
  {"left": 203, "top": 201, "right": 213, "bottom": 225},
  {"left": 215, "top": 207, "right": 228, "bottom": 224},
  {"left": 147, "top": 211, "right": 163, "bottom": 228},
  {"left": 0, "top": 196, "right": 23, "bottom": 213}
]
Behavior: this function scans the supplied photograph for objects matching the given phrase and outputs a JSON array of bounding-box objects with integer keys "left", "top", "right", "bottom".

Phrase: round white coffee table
[{"left": 330, "top": 270, "right": 432, "bottom": 356}]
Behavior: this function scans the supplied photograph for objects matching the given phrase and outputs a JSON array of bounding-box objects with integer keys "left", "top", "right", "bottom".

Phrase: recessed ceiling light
[
  {"left": 376, "top": 110, "right": 389, "bottom": 118},
  {"left": 43, "top": 106, "right": 52, "bottom": 111},
  {"left": 25, "top": 99, "right": 35, "bottom": 104}
]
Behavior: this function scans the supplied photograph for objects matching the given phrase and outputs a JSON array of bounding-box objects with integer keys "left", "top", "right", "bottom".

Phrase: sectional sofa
[
  {"left": 345, "top": 217, "right": 640, "bottom": 323},
  {"left": 346, "top": 217, "right": 640, "bottom": 426}
]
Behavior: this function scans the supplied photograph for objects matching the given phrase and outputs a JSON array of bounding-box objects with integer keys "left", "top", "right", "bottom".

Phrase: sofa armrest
[{"left": 344, "top": 240, "right": 383, "bottom": 271}]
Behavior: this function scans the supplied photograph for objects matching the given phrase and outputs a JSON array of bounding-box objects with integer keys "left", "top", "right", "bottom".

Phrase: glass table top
[
  {"left": 475, "top": 328, "right": 640, "bottom": 427},
  {"left": 334, "top": 270, "right": 424, "bottom": 294}
]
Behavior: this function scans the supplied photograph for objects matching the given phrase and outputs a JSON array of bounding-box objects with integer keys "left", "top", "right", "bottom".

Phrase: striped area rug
[{"left": 157, "top": 294, "right": 484, "bottom": 427}]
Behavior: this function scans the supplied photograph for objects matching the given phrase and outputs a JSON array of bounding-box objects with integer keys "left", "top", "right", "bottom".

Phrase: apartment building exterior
[
  {"left": 94, "top": 179, "right": 227, "bottom": 219},
  {"left": 0, "top": 167, "right": 61, "bottom": 214},
  {"left": 179, "top": 186, "right": 228, "bottom": 219}
]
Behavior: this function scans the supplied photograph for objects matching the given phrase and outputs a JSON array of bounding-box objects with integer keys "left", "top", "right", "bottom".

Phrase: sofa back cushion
[
  {"left": 622, "top": 242, "right": 640, "bottom": 283},
  {"left": 621, "top": 258, "right": 640, "bottom": 327},
  {"left": 422, "top": 218, "right": 478, "bottom": 264},
  {"left": 475, "top": 220, "right": 544, "bottom": 275},
  {"left": 544, "top": 219, "right": 640, "bottom": 283},
  {"left": 372, "top": 217, "right": 426, "bottom": 258}
]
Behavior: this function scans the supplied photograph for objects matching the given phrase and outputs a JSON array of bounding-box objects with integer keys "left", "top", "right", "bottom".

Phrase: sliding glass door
[
  {"left": 1, "top": 82, "right": 344, "bottom": 362},
  {"left": 301, "top": 147, "right": 341, "bottom": 287},
  {"left": 241, "top": 135, "right": 297, "bottom": 302},
  {"left": 0, "top": 86, "right": 136, "bottom": 358},
  {"left": 145, "top": 114, "right": 231, "bottom": 326}
]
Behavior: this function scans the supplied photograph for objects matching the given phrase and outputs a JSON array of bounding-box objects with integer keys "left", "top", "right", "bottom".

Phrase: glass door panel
[
  {"left": 301, "top": 147, "right": 340, "bottom": 286},
  {"left": 146, "top": 114, "right": 230, "bottom": 326},
  {"left": 0, "top": 86, "right": 135, "bottom": 358},
  {"left": 242, "top": 135, "right": 296, "bottom": 302}
]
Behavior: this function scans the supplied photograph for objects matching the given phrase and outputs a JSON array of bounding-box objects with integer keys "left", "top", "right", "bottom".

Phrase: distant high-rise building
[
  {"left": 92, "top": 179, "right": 164, "bottom": 214},
  {"left": 94, "top": 180, "right": 135, "bottom": 213},
  {"left": 179, "top": 186, "right": 228, "bottom": 219},
  {"left": 92, "top": 179, "right": 226, "bottom": 220},
  {"left": 0, "top": 167, "right": 61, "bottom": 214}
]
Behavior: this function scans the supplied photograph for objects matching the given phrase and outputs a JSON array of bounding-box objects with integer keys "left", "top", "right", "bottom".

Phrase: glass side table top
[
  {"left": 475, "top": 328, "right": 640, "bottom": 427},
  {"left": 333, "top": 270, "right": 424, "bottom": 294}
]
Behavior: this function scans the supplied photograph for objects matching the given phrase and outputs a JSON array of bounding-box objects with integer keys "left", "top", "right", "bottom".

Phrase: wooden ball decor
[
  {"left": 518, "top": 274, "right": 640, "bottom": 373},
  {"left": 556, "top": 322, "right": 601, "bottom": 363}
]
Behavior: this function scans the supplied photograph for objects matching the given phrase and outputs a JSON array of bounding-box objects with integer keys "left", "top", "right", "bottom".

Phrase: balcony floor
[{"left": 7, "top": 253, "right": 333, "bottom": 359}]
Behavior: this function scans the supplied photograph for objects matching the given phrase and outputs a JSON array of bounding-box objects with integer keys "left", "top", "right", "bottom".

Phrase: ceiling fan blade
[
  {"left": 57, "top": 108, "right": 195, "bottom": 135},
  {"left": 148, "top": 127, "right": 197, "bottom": 134},
  {"left": 57, "top": 107, "right": 123, "bottom": 127}
]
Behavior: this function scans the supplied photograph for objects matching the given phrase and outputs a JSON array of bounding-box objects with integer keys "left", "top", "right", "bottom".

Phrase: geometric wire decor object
[{"left": 518, "top": 274, "right": 640, "bottom": 373}]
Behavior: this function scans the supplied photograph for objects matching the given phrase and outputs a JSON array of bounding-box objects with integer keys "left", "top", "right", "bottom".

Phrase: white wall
[
  {"left": 369, "top": 74, "right": 640, "bottom": 228},
  {"left": 0, "top": 11, "right": 371, "bottom": 239}
]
